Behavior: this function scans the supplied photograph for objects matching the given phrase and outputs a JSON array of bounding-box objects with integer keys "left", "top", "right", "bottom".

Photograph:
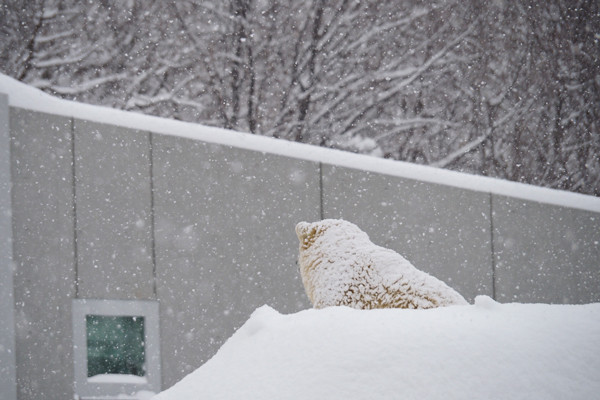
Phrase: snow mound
[
  {"left": 152, "top": 300, "right": 600, "bottom": 400},
  {"left": 296, "top": 219, "right": 467, "bottom": 309}
]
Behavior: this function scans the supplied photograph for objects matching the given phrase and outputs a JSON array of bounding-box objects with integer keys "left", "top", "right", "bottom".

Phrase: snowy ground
[{"left": 152, "top": 297, "right": 600, "bottom": 400}]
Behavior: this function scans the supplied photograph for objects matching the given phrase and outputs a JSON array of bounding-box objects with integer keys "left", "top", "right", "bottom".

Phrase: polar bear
[{"left": 295, "top": 219, "right": 467, "bottom": 309}]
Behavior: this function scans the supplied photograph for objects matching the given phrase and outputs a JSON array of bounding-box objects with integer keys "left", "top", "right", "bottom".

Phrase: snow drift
[{"left": 152, "top": 297, "right": 600, "bottom": 400}]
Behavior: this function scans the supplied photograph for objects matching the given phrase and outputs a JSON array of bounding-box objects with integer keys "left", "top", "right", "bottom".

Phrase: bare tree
[{"left": 1, "top": 0, "right": 598, "bottom": 195}]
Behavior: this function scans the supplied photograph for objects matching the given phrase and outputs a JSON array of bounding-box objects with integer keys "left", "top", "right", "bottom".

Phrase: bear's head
[
  {"left": 295, "top": 219, "right": 371, "bottom": 308},
  {"left": 296, "top": 219, "right": 367, "bottom": 250}
]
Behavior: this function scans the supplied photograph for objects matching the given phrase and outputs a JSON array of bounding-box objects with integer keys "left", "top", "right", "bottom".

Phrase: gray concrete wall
[
  {"left": 10, "top": 108, "right": 77, "bottom": 399},
  {"left": 152, "top": 135, "right": 317, "bottom": 387},
  {"left": 322, "top": 164, "right": 493, "bottom": 301},
  {"left": 6, "top": 105, "right": 600, "bottom": 399},
  {"left": 492, "top": 195, "right": 600, "bottom": 304},
  {"left": 73, "top": 119, "right": 154, "bottom": 300},
  {"left": 0, "top": 94, "right": 17, "bottom": 400}
]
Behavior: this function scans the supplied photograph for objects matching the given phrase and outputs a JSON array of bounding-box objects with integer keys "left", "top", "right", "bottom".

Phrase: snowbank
[
  {"left": 153, "top": 297, "right": 600, "bottom": 400},
  {"left": 1, "top": 72, "right": 599, "bottom": 213}
]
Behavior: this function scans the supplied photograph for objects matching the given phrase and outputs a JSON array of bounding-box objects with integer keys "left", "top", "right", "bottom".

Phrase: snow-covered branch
[{"left": 38, "top": 73, "right": 127, "bottom": 95}]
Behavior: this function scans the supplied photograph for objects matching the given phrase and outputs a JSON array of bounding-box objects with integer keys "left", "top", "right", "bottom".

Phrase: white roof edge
[{"left": 2, "top": 74, "right": 599, "bottom": 213}]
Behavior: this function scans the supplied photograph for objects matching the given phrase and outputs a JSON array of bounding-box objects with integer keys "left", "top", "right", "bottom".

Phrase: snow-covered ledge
[{"left": 0, "top": 73, "right": 598, "bottom": 213}]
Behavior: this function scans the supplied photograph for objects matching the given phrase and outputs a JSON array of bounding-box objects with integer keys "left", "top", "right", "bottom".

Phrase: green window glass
[{"left": 86, "top": 315, "right": 146, "bottom": 377}]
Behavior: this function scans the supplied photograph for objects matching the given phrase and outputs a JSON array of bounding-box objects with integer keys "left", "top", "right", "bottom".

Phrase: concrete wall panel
[
  {"left": 322, "top": 164, "right": 493, "bottom": 301},
  {"left": 10, "top": 108, "right": 76, "bottom": 399},
  {"left": 492, "top": 195, "right": 600, "bottom": 304},
  {"left": 74, "top": 120, "right": 154, "bottom": 300},
  {"left": 153, "top": 135, "right": 317, "bottom": 387},
  {"left": 0, "top": 94, "right": 16, "bottom": 400}
]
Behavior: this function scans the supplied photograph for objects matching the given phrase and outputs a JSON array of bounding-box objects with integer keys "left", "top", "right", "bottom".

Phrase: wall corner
[{"left": 0, "top": 92, "right": 17, "bottom": 400}]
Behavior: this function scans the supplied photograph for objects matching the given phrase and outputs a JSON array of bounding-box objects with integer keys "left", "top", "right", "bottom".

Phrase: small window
[
  {"left": 73, "top": 299, "right": 161, "bottom": 399},
  {"left": 86, "top": 315, "right": 146, "bottom": 378}
]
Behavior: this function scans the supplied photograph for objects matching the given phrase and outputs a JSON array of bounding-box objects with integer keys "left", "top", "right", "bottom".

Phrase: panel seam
[
  {"left": 489, "top": 192, "right": 496, "bottom": 300},
  {"left": 319, "top": 162, "right": 324, "bottom": 220},
  {"left": 71, "top": 117, "right": 79, "bottom": 298},
  {"left": 149, "top": 132, "right": 157, "bottom": 298}
]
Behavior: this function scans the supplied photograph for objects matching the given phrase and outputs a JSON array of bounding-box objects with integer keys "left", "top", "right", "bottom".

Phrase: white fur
[{"left": 296, "top": 219, "right": 467, "bottom": 309}]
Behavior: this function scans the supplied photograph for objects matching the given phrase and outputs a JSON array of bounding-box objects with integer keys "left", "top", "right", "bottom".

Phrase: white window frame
[{"left": 72, "top": 299, "right": 161, "bottom": 399}]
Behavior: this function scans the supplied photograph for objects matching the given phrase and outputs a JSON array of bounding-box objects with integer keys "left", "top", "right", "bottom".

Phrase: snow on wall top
[{"left": 1, "top": 72, "right": 599, "bottom": 213}]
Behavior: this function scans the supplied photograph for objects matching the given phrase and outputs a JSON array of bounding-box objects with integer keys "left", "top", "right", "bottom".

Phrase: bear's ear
[
  {"left": 295, "top": 222, "right": 310, "bottom": 241},
  {"left": 296, "top": 221, "right": 323, "bottom": 250}
]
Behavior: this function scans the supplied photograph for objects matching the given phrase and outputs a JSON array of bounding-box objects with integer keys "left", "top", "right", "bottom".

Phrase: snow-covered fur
[{"left": 295, "top": 219, "right": 468, "bottom": 309}]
